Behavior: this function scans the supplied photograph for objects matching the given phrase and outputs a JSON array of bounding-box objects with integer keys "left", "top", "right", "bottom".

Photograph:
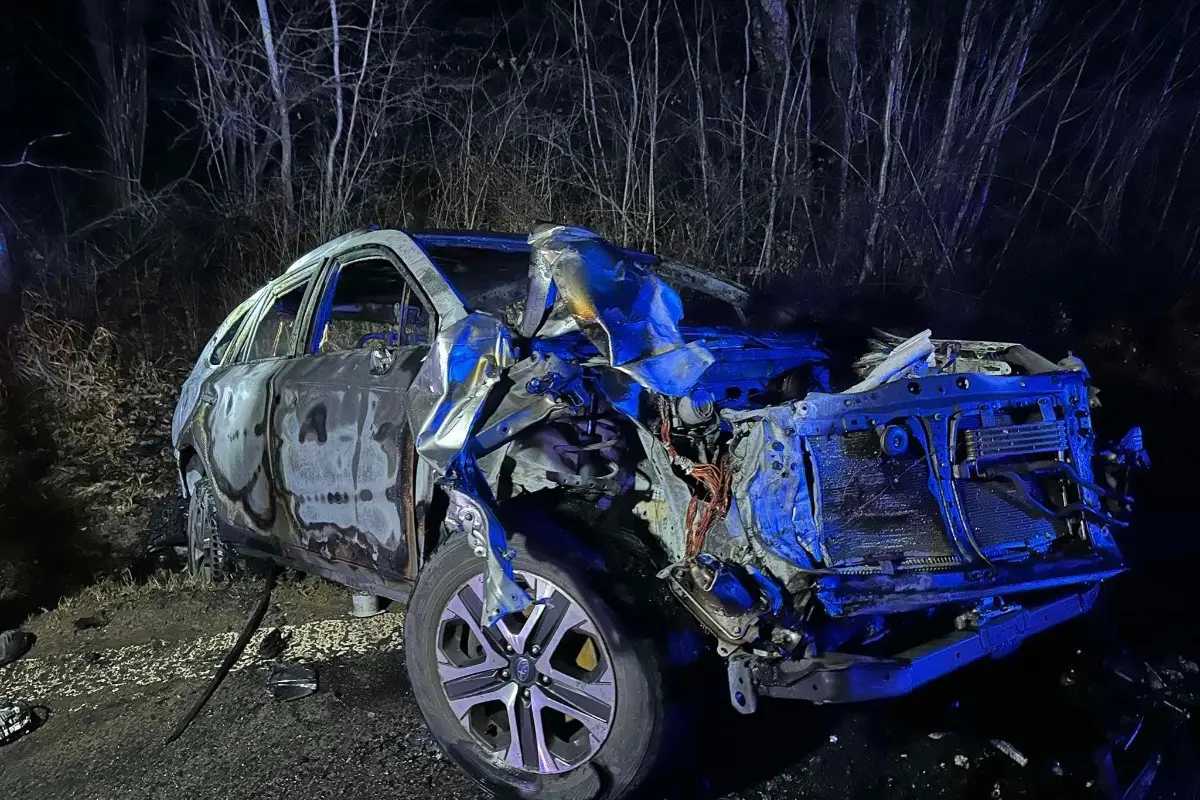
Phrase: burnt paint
[{"left": 270, "top": 346, "right": 427, "bottom": 578}]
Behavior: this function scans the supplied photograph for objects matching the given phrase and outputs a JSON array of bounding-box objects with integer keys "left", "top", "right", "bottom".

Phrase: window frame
[
  {"left": 304, "top": 246, "right": 438, "bottom": 357},
  {"left": 234, "top": 266, "right": 322, "bottom": 365}
]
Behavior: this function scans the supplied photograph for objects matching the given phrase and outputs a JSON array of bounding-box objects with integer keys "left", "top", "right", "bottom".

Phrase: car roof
[{"left": 410, "top": 229, "right": 661, "bottom": 264}]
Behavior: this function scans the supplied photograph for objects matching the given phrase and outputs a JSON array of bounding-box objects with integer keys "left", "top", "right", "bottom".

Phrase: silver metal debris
[
  {"left": 267, "top": 663, "right": 318, "bottom": 702},
  {"left": 0, "top": 700, "right": 37, "bottom": 745},
  {"left": 991, "top": 738, "right": 1028, "bottom": 767},
  {"left": 0, "top": 629, "right": 34, "bottom": 668},
  {"left": 349, "top": 591, "right": 383, "bottom": 618}
]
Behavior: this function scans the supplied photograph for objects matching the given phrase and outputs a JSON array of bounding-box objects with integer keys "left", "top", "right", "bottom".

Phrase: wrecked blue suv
[{"left": 172, "top": 224, "right": 1142, "bottom": 799}]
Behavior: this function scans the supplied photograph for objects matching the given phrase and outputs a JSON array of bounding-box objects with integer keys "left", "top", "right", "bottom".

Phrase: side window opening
[
  {"left": 209, "top": 309, "right": 247, "bottom": 365},
  {"left": 309, "top": 257, "right": 432, "bottom": 356},
  {"left": 247, "top": 282, "right": 309, "bottom": 361}
]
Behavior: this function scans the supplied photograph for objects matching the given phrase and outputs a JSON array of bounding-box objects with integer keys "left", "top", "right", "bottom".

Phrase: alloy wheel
[{"left": 435, "top": 571, "right": 616, "bottom": 774}]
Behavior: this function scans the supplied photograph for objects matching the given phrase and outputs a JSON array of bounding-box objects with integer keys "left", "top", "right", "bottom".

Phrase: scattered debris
[
  {"left": 73, "top": 614, "right": 108, "bottom": 631},
  {"left": 257, "top": 628, "right": 290, "bottom": 660},
  {"left": 267, "top": 664, "right": 318, "bottom": 702},
  {"left": 0, "top": 629, "right": 35, "bottom": 668},
  {"left": 954, "top": 754, "right": 970, "bottom": 769},
  {"left": 991, "top": 739, "right": 1029, "bottom": 767},
  {"left": 927, "top": 731, "right": 946, "bottom": 740},
  {"left": 0, "top": 700, "right": 44, "bottom": 746},
  {"left": 349, "top": 591, "right": 385, "bottom": 618},
  {"left": 1179, "top": 658, "right": 1200, "bottom": 675},
  {"left": 1060, "top": 669, "right": 1076, "bottom": 687},
  {"left": 1144, "top": 663, "right": 1165, "bottom": 691},
  {"left": 129, "top": 434, "right": 167, "bottom": 457}
]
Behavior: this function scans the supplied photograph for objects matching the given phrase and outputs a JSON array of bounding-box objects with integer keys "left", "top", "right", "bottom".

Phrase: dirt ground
[{"left": 2, "top": 526, "right": 1199, "bottom": 800}]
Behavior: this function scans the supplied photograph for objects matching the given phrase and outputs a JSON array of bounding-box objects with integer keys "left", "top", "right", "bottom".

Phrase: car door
[
  {"left": 268, "top": 246, "right": 435, "bottom": 583},
  {"left": 201, "top": 268, "right": 321, "bottom": 553}
]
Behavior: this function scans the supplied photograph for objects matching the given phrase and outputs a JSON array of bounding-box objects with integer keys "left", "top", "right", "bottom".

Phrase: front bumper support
[{"left": 754, "top": 585, "right": 1100, "bottom": 704}]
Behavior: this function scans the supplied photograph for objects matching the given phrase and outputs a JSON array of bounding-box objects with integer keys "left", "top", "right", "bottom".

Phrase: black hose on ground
[{"left": 164, "top": 565, "right": 278, "bottom": 745}]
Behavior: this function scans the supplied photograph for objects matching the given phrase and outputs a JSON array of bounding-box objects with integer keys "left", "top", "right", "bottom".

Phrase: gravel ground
[
  {"left": 2, "top": 580, "right": 1196, "bottom": 800},
  {"left": 2, "top": 516, "right": 1198, "bottom": 800}
]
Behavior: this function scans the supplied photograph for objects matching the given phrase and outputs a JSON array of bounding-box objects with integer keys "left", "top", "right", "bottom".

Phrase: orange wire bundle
[{"left": 658, "top": 398, "right": 732, "bottom": 556}]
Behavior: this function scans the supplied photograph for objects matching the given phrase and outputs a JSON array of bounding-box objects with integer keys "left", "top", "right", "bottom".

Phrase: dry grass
[
  {"left": 31, "top": 568, "right": 213, "bottom": 623},
  {"left": 22, "top": 567, "right": 353, "bottom": 655},
  {"left": 7, "top": 291, "right": 186, "bottom": 548}
]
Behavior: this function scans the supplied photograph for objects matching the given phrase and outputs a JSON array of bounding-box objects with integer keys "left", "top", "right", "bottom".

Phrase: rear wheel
[
  {"left": 405, "top": 531, "right": 666, "bottom": 799},
  {"left": 185, "top": 474, "right": 229, "bottom": 582}
]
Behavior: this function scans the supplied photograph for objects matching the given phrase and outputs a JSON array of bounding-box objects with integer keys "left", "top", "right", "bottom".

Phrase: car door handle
[{"left": 369, "top": 348, "right": 394, "bottom": 376}]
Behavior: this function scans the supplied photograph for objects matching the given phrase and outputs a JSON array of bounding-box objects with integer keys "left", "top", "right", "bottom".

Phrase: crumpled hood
[{"left": 520, "top": 224, "right": 714, "bottom": 396}]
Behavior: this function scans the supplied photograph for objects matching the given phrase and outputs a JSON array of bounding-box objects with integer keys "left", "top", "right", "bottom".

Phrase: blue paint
[{"left": 744, "top": 563, "right": 784, "bottom": 615}]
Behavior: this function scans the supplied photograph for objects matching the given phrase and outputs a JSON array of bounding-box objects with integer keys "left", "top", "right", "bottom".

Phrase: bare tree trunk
[
  {"left": 827, "top": 0, "right": 863, "bottom": 258},
  {"left": 256, "top": 0, "right": 294, "bottom": 209},
  {"left": 751, "top": 0, "right": 790, "bottom": 75},
  {"left": 323, "top": 0, "right": 345, "bottom": 235},
  {"left": 934, "top": 1, "right": 977, "bottom": 195},
  {"left": 81, "top": 0, "right": 147, "bottom": 209},
  {"left": 860, "top": 0, "right": 909, "bottom": 283}
]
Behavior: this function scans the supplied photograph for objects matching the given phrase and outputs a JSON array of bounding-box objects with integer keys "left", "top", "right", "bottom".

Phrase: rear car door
[
  {"left": 202, "top": 269, "right": 319, "bottom": 551},
  {"left": 268, "top": 245, "right": 436, "bottom": 583}
]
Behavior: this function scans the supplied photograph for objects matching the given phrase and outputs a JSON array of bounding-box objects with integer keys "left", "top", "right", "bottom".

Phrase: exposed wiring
[{"left": 658, "top": 396, "right": 732, "bottom": 556}]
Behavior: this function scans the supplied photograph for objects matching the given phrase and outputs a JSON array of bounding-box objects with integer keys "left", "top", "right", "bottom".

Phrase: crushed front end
[
  {"left": 411, "top": 224, "right": 1145, "bottom": 713},
  {"left": 670, "top": 332, "right": 1145, "bottom": 709}
]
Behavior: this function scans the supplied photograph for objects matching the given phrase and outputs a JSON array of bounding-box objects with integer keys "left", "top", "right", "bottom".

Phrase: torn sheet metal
[
  {"left": 725, "top": 350, "right": 1123, "bottom": 611},
  {"left": 407, "top": 313, "right": 514, "bottom": 470},
  {"left": 443, "top": 455, "right": 532, "bottom": 623},
  {"left": 851, "top": 331, "right": 1093, "bottom": 385},
  {"left": 846, "top": 329, "right": 935, "bottom": 392},
  {"left": 523, "top": 224, "right": 714, "bottom": 396},
  {"left": 726, "top": 411, "right": 820, "bottom": 569}
]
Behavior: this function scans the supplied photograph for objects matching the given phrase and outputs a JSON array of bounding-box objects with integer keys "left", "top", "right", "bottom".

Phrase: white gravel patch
[{"left": 0, "top": 612, "right": 405, "bottom": 702}]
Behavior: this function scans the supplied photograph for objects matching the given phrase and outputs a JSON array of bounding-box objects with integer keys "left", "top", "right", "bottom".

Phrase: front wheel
[{"left": 405, "top": 532, "right": 666, "bottom": 800}]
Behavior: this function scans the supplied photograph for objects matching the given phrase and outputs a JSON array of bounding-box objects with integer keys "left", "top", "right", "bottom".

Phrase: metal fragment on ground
[
  {"left": 0, "top": 629, "right": 35, "bottom": 668},
  {"left": 349, "top": 591, "right": 384, "bottom": 618},
  {"left": 991, "top": 739, "right": 1029, "bottom": 767},
  {"left": 0, "top": 700, "right": 39, "bottom": 745},
  {"left": 267, "top": 664, "right": 318, "bottom": 702}
]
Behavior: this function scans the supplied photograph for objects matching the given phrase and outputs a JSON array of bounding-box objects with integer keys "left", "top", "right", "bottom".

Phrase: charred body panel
[{"left": 271, "top": 346, "right": 426, "bottom": 579}]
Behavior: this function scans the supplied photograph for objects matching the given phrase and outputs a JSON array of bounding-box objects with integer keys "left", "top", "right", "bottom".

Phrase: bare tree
[
  {"left": 256, "top": 0, "right": 294, "bottom": 208},
  {"left": 81, "top": 0, "right": 147, "bottom": 208}
]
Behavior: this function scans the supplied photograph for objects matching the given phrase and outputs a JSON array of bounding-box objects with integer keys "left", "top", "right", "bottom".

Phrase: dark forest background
[{"left": 2, "top": 0, "right": 1199, "bottom": 614}]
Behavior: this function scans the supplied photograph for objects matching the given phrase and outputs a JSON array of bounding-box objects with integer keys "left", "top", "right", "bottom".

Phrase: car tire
[
  {"left": 405, "top": 530, "right": 666, "bottom": 800},
  {"left": 185, "top": 474, "right": 229, "bottom": 582}
]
